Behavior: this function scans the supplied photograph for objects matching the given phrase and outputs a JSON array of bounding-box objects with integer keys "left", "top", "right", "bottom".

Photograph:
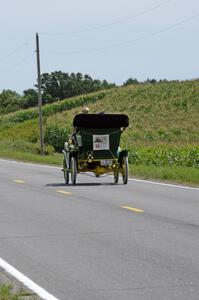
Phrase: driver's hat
[{"left": 82, "top": 107, "right": 89, "bottom": 114}]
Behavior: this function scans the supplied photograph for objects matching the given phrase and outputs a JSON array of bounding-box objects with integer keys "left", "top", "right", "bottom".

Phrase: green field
[{"left": 0, "top": 80, "right": 199, "bottom": 185}]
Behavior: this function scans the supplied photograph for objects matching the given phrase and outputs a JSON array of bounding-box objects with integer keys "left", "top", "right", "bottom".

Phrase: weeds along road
[{"left": 0, "top": 158, "right": 199, "bottom": 300}]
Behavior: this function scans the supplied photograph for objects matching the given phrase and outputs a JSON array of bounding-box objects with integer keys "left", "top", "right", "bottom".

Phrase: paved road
[{"left": 0, "top": 159, "right": 199, "bottom": 300}]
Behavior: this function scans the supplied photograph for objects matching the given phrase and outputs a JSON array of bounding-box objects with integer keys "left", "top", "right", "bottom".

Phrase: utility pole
[{"left": 36, "top": 32, "right": 44, "bottom": 155}]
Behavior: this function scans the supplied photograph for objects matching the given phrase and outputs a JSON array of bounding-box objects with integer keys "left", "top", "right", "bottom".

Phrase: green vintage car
[{"left": 62, "top": 113, "right": 129, "bottom": 185}]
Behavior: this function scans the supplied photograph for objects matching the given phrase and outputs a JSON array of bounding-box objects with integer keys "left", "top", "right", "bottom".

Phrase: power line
[
  {"left": 41, "top": 13, "right": 199, "bottom": 55},
  {"left": 0, "top": 53, "right": 33, "bottom": 76},
  {"left": 40, "top": 0, "right": 173, "bottom": 35},
  {"left": 0, "top": 37, "right": 33, "bottom": 62}
]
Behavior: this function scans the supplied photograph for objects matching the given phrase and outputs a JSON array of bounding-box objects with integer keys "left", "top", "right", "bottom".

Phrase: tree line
[
  {"left": 0, "top": 71, "right": 173, "bottom": 114},
  {"left": 0, "top": 71, "right": 115, "bottom": 114}
]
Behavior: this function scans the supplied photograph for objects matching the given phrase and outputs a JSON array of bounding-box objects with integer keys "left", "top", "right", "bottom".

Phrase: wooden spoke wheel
[
  {"left": 121, "top": 156, "right": 128, "bottom": 185},
  {"left": 63, "top": 159, "right": 69, "bottom": 184},
  {"left": 114, "top": 169, "right": 119, "bottom": 184},
  {"left": 71, "top": 156, "right": 77, "bottom": 185}
]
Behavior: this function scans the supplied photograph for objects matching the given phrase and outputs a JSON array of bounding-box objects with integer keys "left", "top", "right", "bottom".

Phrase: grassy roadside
[
  {"left": 0, "top": 284, "right": 35, "bottom": 299},
  {"left": 129, "top": 164, "right": 199, "bottom": 187},
  {"left": 0, "top": 149, "right": 62, "bottom": 166},
  {"left": 0, "top": 149, "right": 198, "bottom": 187}
]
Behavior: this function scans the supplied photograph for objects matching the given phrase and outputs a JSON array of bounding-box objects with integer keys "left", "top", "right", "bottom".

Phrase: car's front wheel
[
  {"left": 114, "top": 169, "right": 119, "bottom": 184},
  {"left": 63, "top": 159, "right": 69, "bottom": 184}
]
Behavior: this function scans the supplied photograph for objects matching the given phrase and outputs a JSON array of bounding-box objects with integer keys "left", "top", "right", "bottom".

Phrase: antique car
[{"left": 62, "top": 113, "right": 129, "bottom": 185}]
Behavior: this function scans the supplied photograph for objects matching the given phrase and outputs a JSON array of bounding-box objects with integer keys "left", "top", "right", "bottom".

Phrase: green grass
[
  {"left": 129, "top": 164, "right": 199, "bottom": 186},
  {"left": 0, "top": 142, "right": 62, "bottom": 166},
  {"left": 0, "top": 284, "right": 34, "bottom": 300}
]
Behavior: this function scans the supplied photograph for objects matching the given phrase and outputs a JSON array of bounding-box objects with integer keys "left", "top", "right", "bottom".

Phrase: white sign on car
[{"left": 93, "top": 135, "right": 110, "bottom": 150}]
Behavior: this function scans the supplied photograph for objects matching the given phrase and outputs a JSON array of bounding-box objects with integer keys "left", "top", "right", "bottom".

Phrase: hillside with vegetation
[{"left": 0, "top": 79, "right": 198, "bottom": 185}]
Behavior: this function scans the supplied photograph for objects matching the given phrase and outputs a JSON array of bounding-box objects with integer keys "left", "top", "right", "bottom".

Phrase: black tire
[
  {"left": 63, "top": 159, "right": 69, "bottom": 184},
  {"left": 71, "top": 156, "right": 77, "bottom": 185},
  {"left": 121, "top": 156, "right": 128, "bottom": 185},
  {"left": 114, "top": 169, "right": 119, "bottom": 184}
]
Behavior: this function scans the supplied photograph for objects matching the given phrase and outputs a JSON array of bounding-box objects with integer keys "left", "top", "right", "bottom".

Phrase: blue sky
[{"left": 0, "top": 0, "right": 199, "bottom": 93}]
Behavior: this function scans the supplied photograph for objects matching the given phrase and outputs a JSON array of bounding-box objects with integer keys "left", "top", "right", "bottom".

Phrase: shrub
[
  {"left": 44, "top": 144, "right": 55, "bottom": 155},
  {"left": 44, "top": 124, "right": 71, "bottom": 152}
]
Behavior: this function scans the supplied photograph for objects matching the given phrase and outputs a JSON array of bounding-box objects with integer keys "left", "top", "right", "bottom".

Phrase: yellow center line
[
  {"left": 56, "top": 190, "right": 72, "bottom": 196},
  {"left": 14, "top": 180, "right": 25, "bottom": 184},
  {"left": 121, "top": 205, "right": 144, "bottom": 213}
]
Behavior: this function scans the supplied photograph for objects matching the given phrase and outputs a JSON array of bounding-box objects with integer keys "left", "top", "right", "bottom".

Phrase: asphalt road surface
[{"left": 0, "top": 158, "right": 199, "bottom": 300}]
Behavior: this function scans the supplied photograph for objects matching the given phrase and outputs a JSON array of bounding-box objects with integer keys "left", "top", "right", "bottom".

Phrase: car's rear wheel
[
  {"left": 121, "top": 156, "right": 128, "bottom": 185},
  {"left": 71, "top": 156, "right": 77, "bottom": 185}
]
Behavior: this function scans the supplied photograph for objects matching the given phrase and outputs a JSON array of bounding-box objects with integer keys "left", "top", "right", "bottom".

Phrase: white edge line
[
  {"left": 0, "top": 158, "right": 60, "bottom": 170},
  {"left": 0, "top": 257, "right": 59, "bottom": 300},
  {"left": 128, "top": 177, "right": 199, "bottom": 191},
  {"left": 0, "top": 158, "right": 199, "bottom": 191}
]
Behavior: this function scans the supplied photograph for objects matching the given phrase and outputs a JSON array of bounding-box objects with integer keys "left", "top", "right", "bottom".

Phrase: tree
[
  {"left": 39, "top": 71, "right": 116, "bottom": 101},
  {"left": 22, "top": 89, "right": 38, "bottom": 108},
  {"left": 0, "top": 89, "right": 22, "bottom": 113},
  {"left": 123, "top": 78, "right": 139, "bottom": 86},
  {"left": 41, "top": 71, "right": 65, "bottom": 101},
  {"left": 145, "top": 78, "right": 157, "bottom": 84}
]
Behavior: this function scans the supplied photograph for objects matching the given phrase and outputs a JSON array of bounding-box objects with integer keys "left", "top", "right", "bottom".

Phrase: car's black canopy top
[{"left": 73, "top": 113, "right": 129, "bottom": 129}]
